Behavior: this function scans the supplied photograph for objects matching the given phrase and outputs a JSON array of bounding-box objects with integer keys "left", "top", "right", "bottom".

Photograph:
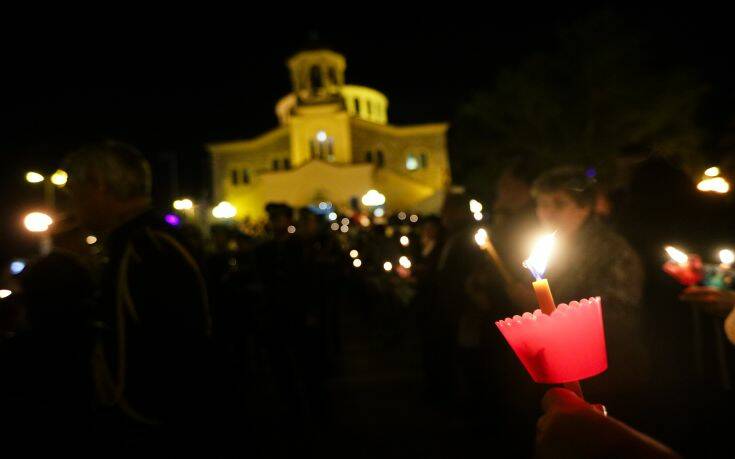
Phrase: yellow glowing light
[
  {"left": 704, "top": 167, "right": 720, "bottom": 177},
  {"left": 474, "top": 212, "right": 483, "bottom": 221},
  {"left": 697, "top": 177, "right": 730, "bottom": 194},
  {"left": 474, "top": 228, "right": 489, "bottom": 248},
  {"left": 212, "top": 201, "right": 237, "bottom": 219},
  {"left": 86, "top": 235, "right": 98, "bottom": 245},
  {"left": 340, "top": 225, "right": 349, "bottom": 233},
  {"left": 399, "top": 256, "right": 412, "bottom": 269},
  {"left": 25, "top": 172, "right": 45, "bottom": 183},
  {"left": 341, "top": 217, "right": 350, "bottom": 226},
  {"left": 400, "top": 236, "right": 410, "bottom": 247},
  {"left": 349, "top": 249, "right": 359, "bottom": 258},
  {"left": 361, "top": 189, "right": 386, "bottom": 207},
  {"left": 719, "top": 249, "right": 734, "bottom": 266},
  {"left": 331, "top": 223, "right": 340, "bottom": 231},
  {"left": 398, "top": 212, "right": 407, "bottom": 221},
  {"left": 383, "top": 261, "right": 393, "bottom": 271},
  {"left": 373, "top": 208, "right": 385, "bottom": 217},
  {"left": 523, "top": 233, "right": 556, "bottom": 279},
  {"left": 665, "top": 246, "right": 689, "bottom": 265},
  {"left": 328, "top": 212, "right": 338, "bottom": 221},
  {"left": 50, "top": 170, "right": 68, "bottom": 187},
  {"left": 353, "top": 258, "right": 362, "bottom": 268},
  {"left": 409, "top": 214, "right": 419, "bottom": 223},
  {"left": 173, "top": 198, "right": 194, "bottom": 210},
  {"left": 469, "top": 199, "right": 483, "bottom": 214},
  {"left": 23, "top": 212, "right": 53, "bottom": 233},
  {"left": 287, "top": 225, "right": 296, "bottom": 234},
  {"left": 0, "top": 289, "right": 11, "bottom": 299},
  {"left": 316, "top": 130, "right": 328, "bottom": 142},
  {"left": 360, "top": 215, "right": 371, "bottom": 227}
]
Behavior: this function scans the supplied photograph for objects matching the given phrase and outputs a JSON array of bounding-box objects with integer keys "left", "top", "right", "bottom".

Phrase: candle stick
[
  {"left": 474, "top": 228, "right": 514, "bottom": 285},
  {"left": 523, "top": 233, "right": 557, "bottom": 314}
]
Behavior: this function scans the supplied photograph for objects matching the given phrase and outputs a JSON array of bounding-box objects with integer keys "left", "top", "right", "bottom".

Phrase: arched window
[
  {"left": 367, "top": 100, "right": 372, "bottom": 115},
  {"left": 366, "top": 151, "right": 373, "bottom": 163},
  {"left": 353, "top": 98, "right": 360, "bottom": 114},
  {"left": 284, "top": 158, "right": 292, "bottom": 170},
  {"left": 273, "top": 159, "right": 280, "bottom": 171},
  {"left": 242, "top": 169, "right": 250, "bottom": 184},
  {"left": 420, "top": 153, "right": 428, "bottom": 168},
  {"left": 376, "top": 150, "right": 384, "bottom": 168},
  {"left": 231, "top": 170, "right": 238, "bottom": 185},
  {"left": 310, "top": 66, "right": 322, "bottom": 92}
]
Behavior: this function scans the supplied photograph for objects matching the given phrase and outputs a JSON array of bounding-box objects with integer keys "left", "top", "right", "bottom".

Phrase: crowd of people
[{"left": 0, "top": 141, "right": 733, "bottom": 457}]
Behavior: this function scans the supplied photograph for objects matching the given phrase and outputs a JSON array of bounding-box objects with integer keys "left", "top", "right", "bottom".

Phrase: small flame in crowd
[
  {"left": 523, "top": 233, "right": 556, "bottom": 280},
  {"left": 665, "top": 246, "right": 689, "bottom": 266}
]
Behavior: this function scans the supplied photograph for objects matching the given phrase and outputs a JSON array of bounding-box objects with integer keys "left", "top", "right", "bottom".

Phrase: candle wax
[{"left": 533, "top": 278, "right": 556, "bottom": 314}]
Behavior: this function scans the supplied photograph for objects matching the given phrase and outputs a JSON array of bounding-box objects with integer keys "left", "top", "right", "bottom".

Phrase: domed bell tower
[{"left": 287, "top": 49, "right": 346, "bottom": 105}]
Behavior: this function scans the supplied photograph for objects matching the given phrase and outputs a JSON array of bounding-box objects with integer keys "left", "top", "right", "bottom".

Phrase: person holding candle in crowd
[{"left": 504, "top": 166, "right": 645, "bottom": 416}]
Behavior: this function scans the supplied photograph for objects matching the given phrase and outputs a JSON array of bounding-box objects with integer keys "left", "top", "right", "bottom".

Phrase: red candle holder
[
  {"left": 663, "top": 255, "right": 704, "bottom": 286},
  {"left": 495, "top": 297, "right": 607, "bottom": 384}
]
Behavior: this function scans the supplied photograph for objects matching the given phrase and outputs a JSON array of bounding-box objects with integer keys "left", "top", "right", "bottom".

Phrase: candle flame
[
  {"left": 474, "top": 228, "right": 489, "bottom": 248},
  {"left": 697, "top": 177, "right": 730, "bottom": 194},
  {"left": 523, "top": 233, "right": 556, "bottom": 280},
  {"left": 665, "top": 246, "right": 688, "bottom": 265},
  {"left": 704, "top": 166, "right": 720, "bottom": 177},
  {"left": 720, "top": 249, "right": 734, "bottom": 266}
]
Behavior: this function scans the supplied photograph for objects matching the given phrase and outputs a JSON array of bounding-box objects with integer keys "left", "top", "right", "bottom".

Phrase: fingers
[{"left": 541, "top": 387, "right": 584, "bottom": 413}]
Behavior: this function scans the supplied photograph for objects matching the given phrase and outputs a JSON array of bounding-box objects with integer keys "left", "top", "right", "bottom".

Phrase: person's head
[
  {"left": 532, "top": 166, "right": 597, "bottom": 235},
  {"left": 495, "top": 156, "right": 542, "bottom": 212},
  {"left": 420, "top": 215, "right": 443, "bottom": 244},
  {"left": 441, "top": 187, "right": 471, "bottom": 232},
  {"left": 63, "top": 141, "right": 152, "bottom": 231},
  {"left": 265, "top": 203, "right": 294, "bottom": 238},
  {"left": 298, "top": 207, "right": 321, "bottom": 238}
]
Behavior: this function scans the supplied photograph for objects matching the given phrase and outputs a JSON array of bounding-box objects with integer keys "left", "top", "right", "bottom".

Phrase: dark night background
[{"left": 2, "top": 6, "right": 734, "bottom": 262}]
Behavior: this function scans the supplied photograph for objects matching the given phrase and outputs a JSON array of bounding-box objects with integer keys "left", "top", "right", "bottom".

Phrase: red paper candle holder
[
  {"left": 495, "top": 297, "right": 607, "bottom": 384},
  {"left": 662, "top": 255, "right": 704, "bottom": 286}
]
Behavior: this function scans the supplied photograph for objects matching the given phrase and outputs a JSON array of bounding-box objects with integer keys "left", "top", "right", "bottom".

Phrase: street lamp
[
  {"left": 50, "top": 170, "right": 68, "bottom": 187},
  {"left": 23, "top": 212, "right": 53, "bottom": 232},
  {"left": 25, "top": 172, "right": 45, "bottom": 183}
]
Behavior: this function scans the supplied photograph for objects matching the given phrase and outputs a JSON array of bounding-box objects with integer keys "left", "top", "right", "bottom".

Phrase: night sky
[{"left": 1, "top": 6, "right": 734, "bottom": 260}]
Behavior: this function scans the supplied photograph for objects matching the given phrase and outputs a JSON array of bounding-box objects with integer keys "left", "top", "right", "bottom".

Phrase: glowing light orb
[
  {"left": 212, "top": 201, "right": 237, "bottom": 219},
  {"left": 25, "top": 172, "right": 44, "bottom": 183},
  {"left": 51, "top": 170, "right": 68, "bottom": 187},
  {"left": 24, "top": 212, "right": 53, "bottom": 232},
  {"left": 383, "top": 261, "right": 393, "bottom": 271}
]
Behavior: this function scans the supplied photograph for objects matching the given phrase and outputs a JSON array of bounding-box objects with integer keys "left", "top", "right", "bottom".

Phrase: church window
[
  {"left": 353, "top": 98, "right": 360, "bottom": 114},
  {"left": 242, "top": 169, "right": 250, "bottom": 184},
  {"left": 376, "top": 150, "right": 384, "bottom": 168},
  {"left": 406, "top": 154, "right": 420, "bottom": 171},
  {"left": 231, "top": 170, "right": 238, "bottom": 185},
  {"left": 367, "top": 100, "right": 372, "bottom": 115},
  {"left": 284, "top": 158, "right": 292, "bottom": 170},
  {"left": 310, "top": 66, "right": 322, "bottom": 91},
  {"left": 273, "top": 159, "right": 280, "bottom": 171},
  {"left": 421, "top": 153, "right": 429, "bottom": 168},
  {"left": 366, "top": 151, "right": 373, "bottom": 163}
]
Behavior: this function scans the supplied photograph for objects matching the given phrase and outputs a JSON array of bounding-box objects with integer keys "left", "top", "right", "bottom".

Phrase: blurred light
[
  {"left": 25, "top": 172, "right": 44, "bottom": 183},
  {"left": 719, "top": 249, "right": 734, "bottom": 266},
  {"left": 474, "top": 212, "right": 483, "bottom": 221},
  {"left": 469, "top": 199, "right": 483, "bottom": 214},
  {"left": 400, "top": 236, "right": 410, "bottom": 247},
  {"left": 331, "top": 223, "right": 340, "bottom": 231},
  {"left": 409, "top": 214, "right": 419, "bottom": 223},
  {"left": 385, "top": 227, "right": 395, "bottom": 238},
  {"left": 24, "top": 212, "right": 53, "bottom": 232},
  {"left": 665, "top": 246, "right": 688, "bottom": 265},
  {"left": 173, "top": 198, "right": 194, "bottom": 210},
  {"left": 341, "top": 217, "right": 350, "bottom": 226},
  {"left": 383, "top": 261, "right": 393, "bottom": 271},
  {"left": 406, "top": 156, "right": 419, "bottom": 171},
  {"left": 374, "top": 208, "right": 385, "bottom": 217},
  {"left": 328, "top": 212, "right": 338, "bottom": 221},
  {"left": 349, "top": 250, "right": 359, "bottom": 258},
  {"left": 10, "top": 260, "right": 26, "bottom": 275},
  {"left": 51, "top": 170, "right": 68, "bottom": 187},
  {"left": 287, "top": 225, "right": 296, "bottom": 234},
  {"left": 318, "top": 201, "right": 329, "bottom": 210},
  {"left": 165, "top": 214, "right": 181, "bottom": 227},
  {"left": 361, "top": 189, "right": 386, "bottom": 206},
  {"left": 353, "top": 258, "right": 362, "bottom": 268},
  {"left": 398, "top": 212, "right": 407, "bottom": 221},
  {"left": 0, "top": 289, "right": 11, "bottom": 299},
  {"left": 399, "top": 256, "right": 412, "bottom": 269},
  {"left": 474, "top": 228, "right": 489, "bottom": 248},
  {"left": 340, "top": 225, "right": 349, "bottom": 233},
  {"left": 585, "top": 167, "right": 597, "bottom": 178},
  {"left": 697, "top": 177, "right": 730, "bottom": 194},
  {"left": 212, "top": 201, "right": 237, "bottom": 219},
  {"left": 705, "top": 166, "right": 721, "bottom": 177},
  {"left": 359, "top": 215, "right": 371, "bottom": 227},
  {"left": 316, "top": 130, "right": 328, "bottom": 142},
  {"left": 523, "top": 233, "right": 556, "bottom": 279},
  {"left": 86, "top": 235, "right": 98, "bottom": 245}
]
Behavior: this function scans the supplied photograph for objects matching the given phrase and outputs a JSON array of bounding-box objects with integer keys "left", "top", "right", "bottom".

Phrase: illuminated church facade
[{"left": 207, "top": 48, "right": 451, "bottom": 220}]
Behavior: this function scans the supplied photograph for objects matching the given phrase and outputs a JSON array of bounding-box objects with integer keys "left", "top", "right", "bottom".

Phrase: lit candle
[
  {"left": 474, "top": 228, "right": 514, "bottom": 284},
  {"left": 719, "top": 249, "right": 734, "bottom": 270},
  {"left": 523, "top": 233, "right": 557, "bottom": 314},
  {"left": 663, "top": 245, "right": 703, "bottom": 286}
]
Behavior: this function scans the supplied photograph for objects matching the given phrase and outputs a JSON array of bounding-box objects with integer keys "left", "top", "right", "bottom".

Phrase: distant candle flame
[
  {"left": 720, "top": 249, "right": 734, "bottom": 266},
  {"left": 697, "top": 177, "right": 730, "bottom": 194},
  {"left": 523, "top": 233, "right": 556, "bottom": 280},
  {"left": 474, "top": 228, "right": 489, "bottom": 248},
  {"left": 469, "top": 199, "right": 483, "bottom": 214},
  {"left": 704, "top": 166, "right": 720, "bottom": 177},
  {"left": 665, "top": 246, "right": 689, "bottom": 265}
]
